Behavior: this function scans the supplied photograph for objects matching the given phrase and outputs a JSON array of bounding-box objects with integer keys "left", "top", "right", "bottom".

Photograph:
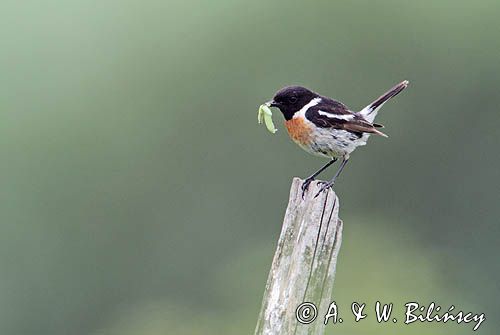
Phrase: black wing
[{"left": 305, "top": 98, "right": 387, "bottom": 137}]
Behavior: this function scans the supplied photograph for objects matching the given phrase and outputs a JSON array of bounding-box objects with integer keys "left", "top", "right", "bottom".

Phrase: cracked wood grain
[{"left": 255, "top": 178, "right": 343, "bottom": 335}]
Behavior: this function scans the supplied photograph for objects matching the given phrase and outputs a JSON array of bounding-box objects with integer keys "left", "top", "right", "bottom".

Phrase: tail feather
[{"left": 359, "top": 80, "right": 409, "bottom": 123}]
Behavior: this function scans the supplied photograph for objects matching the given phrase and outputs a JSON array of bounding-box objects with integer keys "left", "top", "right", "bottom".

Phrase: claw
[
  {"left": 314, "top": 181, "right": 334, "bottom": 198},
  {"left": 301, "top": 178, "right": 314, "bottom": 199}
]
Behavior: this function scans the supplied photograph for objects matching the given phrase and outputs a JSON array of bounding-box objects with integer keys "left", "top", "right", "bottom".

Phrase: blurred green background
[{"left": 1, "top": 0, "right": 499, "bottom": 334}]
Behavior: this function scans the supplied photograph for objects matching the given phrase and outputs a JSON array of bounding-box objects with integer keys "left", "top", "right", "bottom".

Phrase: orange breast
[{"left": 285, "top": 117, "right": 312, "bottom": 145}]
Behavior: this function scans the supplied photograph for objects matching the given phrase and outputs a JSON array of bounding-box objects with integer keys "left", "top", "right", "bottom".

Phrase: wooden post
[{"left": 254, "top": 178, "right": 343, "bottom": 335}]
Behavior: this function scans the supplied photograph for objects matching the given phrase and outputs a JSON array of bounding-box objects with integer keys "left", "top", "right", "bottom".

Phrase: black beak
[{"left": 266, "top": 100, "right": 279, "bottom": 108}]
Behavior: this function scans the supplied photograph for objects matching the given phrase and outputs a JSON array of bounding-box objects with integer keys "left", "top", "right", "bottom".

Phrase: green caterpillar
[{"left": 257, "top": 104, "right": 277, "bottom": 134}]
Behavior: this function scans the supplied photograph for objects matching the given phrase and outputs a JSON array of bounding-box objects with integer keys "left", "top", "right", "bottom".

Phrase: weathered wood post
[{"left": 254, "top": 178, "right": 343, "bottom": 335}]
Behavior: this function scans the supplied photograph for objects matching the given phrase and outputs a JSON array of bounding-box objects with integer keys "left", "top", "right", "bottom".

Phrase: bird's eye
[{"left": 289, "top": 96, "right": 298, "bottom": 103}]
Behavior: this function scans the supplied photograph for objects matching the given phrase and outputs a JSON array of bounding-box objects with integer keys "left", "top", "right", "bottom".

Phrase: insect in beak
[{"left": 266, "top": 100, "right": 279, "bottom": 108}]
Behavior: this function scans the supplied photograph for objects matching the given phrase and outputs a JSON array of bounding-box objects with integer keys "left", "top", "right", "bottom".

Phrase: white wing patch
[
  {"left": 296, "top": 97, "right": 322, "bottom": 117},
  {"left": 318, "top": 110, "right": 354, "bottom": 120}
]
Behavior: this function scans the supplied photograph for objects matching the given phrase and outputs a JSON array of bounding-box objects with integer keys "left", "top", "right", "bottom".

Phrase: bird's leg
[
  {"left": 301, "top": 158, "right": 337, "bottom": 198},
  {"left": 314, "top": 157, "right": 350, "bottom": 198}
]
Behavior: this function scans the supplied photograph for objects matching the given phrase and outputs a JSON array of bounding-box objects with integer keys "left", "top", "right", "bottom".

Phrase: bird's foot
[
  {"left": 314, "top": 180, "right": 335, "bottom": 198},
  {"left": 301, "top": 177, "right": 315, "bottom": 199},
  {"left": 302, "top": 178, "right": 329, "bottom": 199}
]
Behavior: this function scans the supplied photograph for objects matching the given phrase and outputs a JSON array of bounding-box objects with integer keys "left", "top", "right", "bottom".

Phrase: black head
[{"left": 269, "top": 86, "right": 319, "bottom": 120}]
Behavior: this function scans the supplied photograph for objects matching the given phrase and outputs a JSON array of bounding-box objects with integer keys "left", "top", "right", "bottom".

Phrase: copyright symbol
[{"left": 296, "top": 302, "right": 317, "bottom": 324}]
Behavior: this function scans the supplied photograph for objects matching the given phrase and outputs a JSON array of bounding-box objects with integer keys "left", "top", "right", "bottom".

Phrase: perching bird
[{"left": 266, "top": 80, "right": 409, "bottom": 198}]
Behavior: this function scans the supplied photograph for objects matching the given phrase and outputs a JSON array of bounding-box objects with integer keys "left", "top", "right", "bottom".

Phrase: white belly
[{"left": 305, "top": 128, "right": 370, "bottom": 158}]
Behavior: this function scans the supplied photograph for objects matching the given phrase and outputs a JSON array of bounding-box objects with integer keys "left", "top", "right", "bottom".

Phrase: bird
[{"left": 265, "top": 80, "right": 409, "bottom": 198}]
